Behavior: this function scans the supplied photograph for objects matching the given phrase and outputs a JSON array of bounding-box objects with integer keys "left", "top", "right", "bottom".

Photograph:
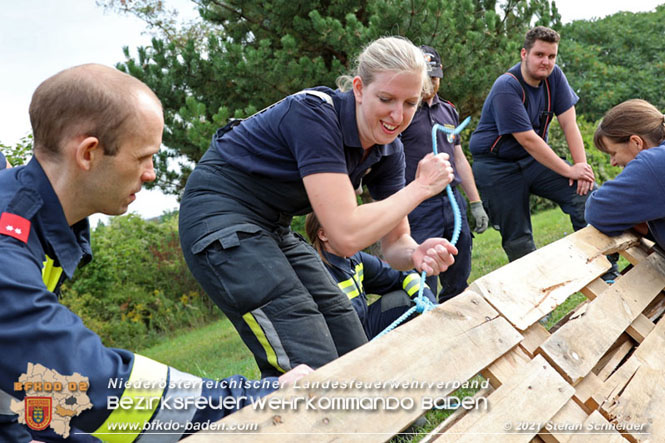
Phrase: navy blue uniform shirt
[
  {"left": 401, "top": 95, "right": 462, "bottom": 187},
  {"left": 213, "top": 87, "right": 406, "bottom": 201},
  {"left": 469, "top": 63, "right": 578, "bottom": 160}
]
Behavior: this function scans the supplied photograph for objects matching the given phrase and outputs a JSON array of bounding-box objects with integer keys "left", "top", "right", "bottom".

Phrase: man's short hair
[
  {"left": 29, "top": 64, "right": 160, "bottom": 158},
  {"left": 523, "top": 26, "right": 560, "bottom": 51}
]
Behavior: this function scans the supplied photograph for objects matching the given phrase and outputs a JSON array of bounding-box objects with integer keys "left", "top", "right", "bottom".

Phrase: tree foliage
[
  {"left": 0, "top": 134, "right": 33, "bottom": 166},
  {"left": 109, "top": 0, "right": 560, "bottom": 195},
  {"left": 559, "top": 5, "right": 665, "bottom": 121}
]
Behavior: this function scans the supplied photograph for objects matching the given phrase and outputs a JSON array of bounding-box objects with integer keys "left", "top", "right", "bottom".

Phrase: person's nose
[
  {"left": 142, "top": 159, "right": 157, "bottom": 183},
  {"left": 390, "top": 103, "right": 403, "bottom": 125}
]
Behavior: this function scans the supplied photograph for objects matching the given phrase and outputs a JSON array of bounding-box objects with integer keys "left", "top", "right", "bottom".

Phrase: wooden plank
[
  {"left": 573, "top": 373, "right": 603, "bottom": 413},
  {"left": 593, "top": 337, "right": 633, "bottom": 382},
  {"left": 539, "top": 400, "right": 590, "bottom": 443},
  {"left": 590, "top": 316, "right": 665, "bottom": 412},
  {"left": 566, "top": 410, "right": 626, "bottom": 442},
  {"left": 419, "top": 386, "right": 493, "bottom": 443},
  {"left": 548, "top": 300, "right": 588, "bottom": 334},
  {"left": 602, "top": 367, "right": 664, "bottom": 442},
  {"left": 183, "top": 291, "right": 522, "bottom": 442},
  {"left": 580, "top": 278, "right": 608, "bottom": 301},
  {"left": 621, "top": 245, "right": 649, "bottom": 266},
  {"left": 538, "top": 252, "right": 665, "bottom": 385},
  {"left": 626, "top": 314, "right": 655, "bottom": 344},
  {"left": 482, "top": 347, "right": 530, "bottom": 389},
  {"left": 520, "top": 323, "right": 551, "bottom": 356},
  {"left": 436, "top": 355, "right": 574, "bottom": 443},
  {"left": 643, "top": 293, "right": 665, "bottom": 321},
  {"left": 471, "top": 227, "right": 639, "bottom": 331}
]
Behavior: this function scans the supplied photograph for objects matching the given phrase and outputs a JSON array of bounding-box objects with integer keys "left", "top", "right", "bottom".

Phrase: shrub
[{"left": 60, "top": 213, "right": 220, "bottom": 349}]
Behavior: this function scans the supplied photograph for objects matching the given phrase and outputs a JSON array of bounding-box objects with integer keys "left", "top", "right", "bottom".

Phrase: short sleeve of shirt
[
  {"left": 491, "top": 78, "right": 533, "bottom": 136},
  {"left": 549, "top": 65, "right": 579, "bottom": 116},
  {"left": 0, "top": 152, "right": 6, "bottom": 170},
  {"left": 278, "top": 97, "right": 349, "bottom": 178}
]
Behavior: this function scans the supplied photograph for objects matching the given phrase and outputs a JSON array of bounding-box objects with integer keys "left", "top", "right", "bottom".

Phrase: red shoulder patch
[{"left": 0, "top": 212, "right": 31, "bottom": 243}]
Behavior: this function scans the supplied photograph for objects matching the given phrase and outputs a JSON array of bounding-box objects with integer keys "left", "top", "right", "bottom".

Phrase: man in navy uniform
[
  {"left": 0, "top": 64, "right": 309, "bottom": 442},
  {"left": 468, "top": 26, "right": 595, "bottom": 262},
  {"left": 401, "top": 45, "right": 488, "bottom": 301}
]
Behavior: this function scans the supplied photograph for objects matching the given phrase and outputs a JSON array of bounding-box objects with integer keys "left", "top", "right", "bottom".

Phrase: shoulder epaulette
[{"left": 0, "top": 212, "right": 31, "bottom": 243}]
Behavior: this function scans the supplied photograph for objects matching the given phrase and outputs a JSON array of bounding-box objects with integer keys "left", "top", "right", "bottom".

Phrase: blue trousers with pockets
[{"left": 472, "top": 154, "right": 588, "bottom": 261}]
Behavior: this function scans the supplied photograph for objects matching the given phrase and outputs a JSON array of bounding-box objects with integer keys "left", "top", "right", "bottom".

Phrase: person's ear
[
  {"left": 74, "top": 136, "right": 102, "bottom": 171},
  {"left": 629, "top": 135, "right": 645, "bottom": 151},
  {"left": 520, "top": 47, "right": 527, "bottom": 61},
  {"left": 317, "top": 228, "right": 329, "bottom": 243},
  {"left": 352, "top": 76, "right": 364, "bottom": 104}
]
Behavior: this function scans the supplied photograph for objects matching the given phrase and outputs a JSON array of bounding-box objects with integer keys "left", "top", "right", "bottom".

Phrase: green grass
[
  {"left": 138, "top": 207, "right": 597, "bottom": 440},
  {"left": 139, "top": 317, "right": 260, "bottom": 380}
]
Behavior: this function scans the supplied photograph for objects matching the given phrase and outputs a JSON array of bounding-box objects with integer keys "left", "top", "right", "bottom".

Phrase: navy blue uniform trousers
[{"left": 472, "top": 154, "right": 588, "bottom": 261}]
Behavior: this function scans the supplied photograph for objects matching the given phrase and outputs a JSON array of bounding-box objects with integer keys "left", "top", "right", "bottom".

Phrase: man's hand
[
  {"left": 574, "top": 178, "right": 594, "bottom": 195},
  {"left": 411, "top": 238, "right": 457, "bottom": 276},
  {"left": 469, "top": 201, "right": 489, "bottom": 233},
  {"left": 567, "top": 162, "right": 595, "bottom": 195},
  {"left": 278, "top": 364, "right": 313, "bottom": 388},
  {"left": 566, "top": 162, "right": 594, "bottom": 183}
]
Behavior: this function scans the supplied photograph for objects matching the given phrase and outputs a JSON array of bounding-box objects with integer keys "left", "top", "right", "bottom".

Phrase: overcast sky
[{"left": 1, "top": 0, "right": 663, "bottom": 225}]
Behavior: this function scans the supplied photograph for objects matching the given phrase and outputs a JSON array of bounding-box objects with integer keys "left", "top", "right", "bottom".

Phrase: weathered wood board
[
  {"left": 184, "top": 292, "right": 522, "bottom": 442},
  {"left": 538, "top": 252, "right": 665, "bottom": 385},
  {"left": 470, "top": 228, "right": 638, "bottom": 331}
]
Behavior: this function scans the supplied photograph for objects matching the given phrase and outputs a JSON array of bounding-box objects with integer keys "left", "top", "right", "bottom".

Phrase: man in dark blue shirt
[
  {"left": 0, "top": 64, "right": 308, "bottom": 442},
  {"left": 401, "top": 46, "right": 488, "bottom": 300},
  {"left": 469, "top": 26, "right": 595, "bottom": 261}
]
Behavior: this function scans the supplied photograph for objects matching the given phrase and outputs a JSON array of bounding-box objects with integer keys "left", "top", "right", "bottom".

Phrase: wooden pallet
[{"left": 183, "top": 226, "right": 665, "bottom": 442}]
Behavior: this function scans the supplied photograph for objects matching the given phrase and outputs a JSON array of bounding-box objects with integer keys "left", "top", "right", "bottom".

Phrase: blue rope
[{"left": 371, "top": 117, "right": 470, "bottom": 341}]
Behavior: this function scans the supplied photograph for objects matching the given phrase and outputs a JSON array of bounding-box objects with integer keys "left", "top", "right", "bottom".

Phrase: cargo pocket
[{"left": 192, "top": 223, "right": 292, "bottom": 313}]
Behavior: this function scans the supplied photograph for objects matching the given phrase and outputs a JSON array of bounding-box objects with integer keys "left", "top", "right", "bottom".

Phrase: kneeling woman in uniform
[
  {"left": 586, "top": 99, "right": 665, "bottom": 249},
  {"left": 179, "top": 36, "right": 457, "bottom": 377},
  {"left": 305, "top": 212, "right": 436, "bottom": 339}
]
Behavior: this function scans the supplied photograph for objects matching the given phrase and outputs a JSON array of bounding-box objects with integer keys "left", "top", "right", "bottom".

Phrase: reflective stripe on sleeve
[
  {"left": 402, "top": 273, "right": 426, "bottom": 297},
  {"left": 337, "top": 278, "right": 360, "bottom": 299},
  {"left": 136, "top": 368, "right": 203, "bottom": 443},
  {"left": 337, "top": 263, "right": 364, "bottom": 299},
  {"left": 92, "top": 354, "right": 168, "bottom": 443},
  {"left": 42, "top": 255, "right": 64, "bottom": 292},
  {"left": 243, "top": 309, "right": 291, "bottom": 374}
]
